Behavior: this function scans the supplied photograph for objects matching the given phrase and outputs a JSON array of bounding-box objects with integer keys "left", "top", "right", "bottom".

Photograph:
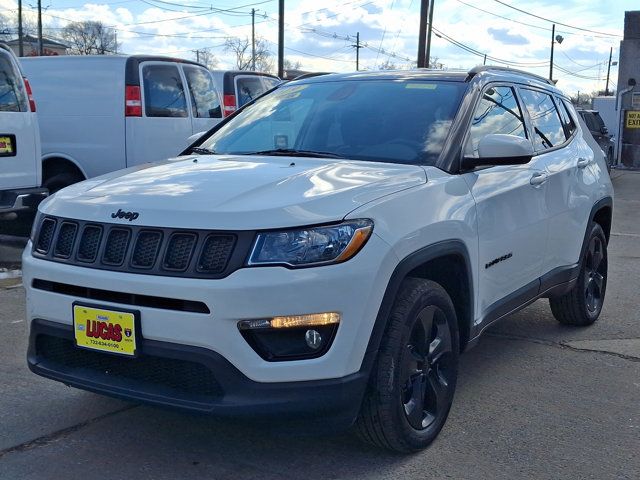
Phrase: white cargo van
[
  {"left": 0, "top": 43, "right": 46, "bottom": 218},
  {"left": 20, "top": 55, "right": 223, "bottom": 192},
  {"left": 210, "top": 70, "right": 280, "bottom": 117}
]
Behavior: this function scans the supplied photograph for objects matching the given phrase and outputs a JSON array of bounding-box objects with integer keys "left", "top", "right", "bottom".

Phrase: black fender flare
[{"left": 360, "top": 239, "right": 475, "bottom": 373}]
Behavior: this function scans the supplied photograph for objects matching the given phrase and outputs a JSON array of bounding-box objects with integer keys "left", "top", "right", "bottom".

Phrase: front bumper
[
  {"left": 23, "top": 232, "right": 397, "bottom": 383},
  {"left": 0, "top": 187, "right": 48, "bottom": 214},
  {"left": 28, "top": 318, "right": 369, "bottom": 426}
]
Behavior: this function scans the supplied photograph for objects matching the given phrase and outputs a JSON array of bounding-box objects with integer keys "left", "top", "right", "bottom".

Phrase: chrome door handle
[
  {"left": 577, "top": 157, "right": 591, "bottom": 168},
  {"left": 530, "top": 172, "right": 548, "bottom": 186}
]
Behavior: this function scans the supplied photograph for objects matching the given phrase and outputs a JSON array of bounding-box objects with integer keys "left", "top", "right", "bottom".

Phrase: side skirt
[{"left": 466, "top": 263, "right": 579, "bottom": 349}]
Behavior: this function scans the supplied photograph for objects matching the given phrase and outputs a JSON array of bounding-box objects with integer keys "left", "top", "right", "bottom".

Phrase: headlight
[{"left": 248, "top": 219, "right": 373, "bottom": 267}]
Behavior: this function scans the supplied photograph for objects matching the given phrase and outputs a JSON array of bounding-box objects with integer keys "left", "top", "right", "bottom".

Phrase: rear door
[
  {"left": 462, "top": 84, "right": 549, "bottom": 318},
  {"left": 538, "top": 97, "right": 597, "bottom": 276},
  {"left": 0, "top": 47, "right": 38, "bottom": 189},
  {"left": 182, "top": 64, "right": 222, "bottom": 135},
  {"left": 126, "top": 61, "right": 192, "bottom": 166}
]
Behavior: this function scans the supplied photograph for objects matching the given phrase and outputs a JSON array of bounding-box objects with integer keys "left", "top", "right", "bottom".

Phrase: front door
[{"left": 462, "top": 85, "right": 549, "bottom": 320}]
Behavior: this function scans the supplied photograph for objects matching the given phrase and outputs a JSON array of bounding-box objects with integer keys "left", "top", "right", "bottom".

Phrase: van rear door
[
  {"left": 0, "top": 47, "right": 39, "bottom": 190},
  {"left": 126, "top": 61, "right": 192, "bottom": 166},
  {"left": 182, "top": 65, "right": 222, "bottom": 135}
]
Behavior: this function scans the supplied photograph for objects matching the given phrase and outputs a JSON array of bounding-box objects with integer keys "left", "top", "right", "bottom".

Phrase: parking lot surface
[{"left": 1, "top": 171, "right": 638, "bottom": 480}]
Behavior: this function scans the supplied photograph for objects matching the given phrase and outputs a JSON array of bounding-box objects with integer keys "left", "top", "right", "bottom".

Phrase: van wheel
[
  {"left": 43, "top": 172, "right": 83, "bottom": 194},
  {"left": 549, "top": 223, "right": 608, "bottom": 326},
  {"left": 355, "top": 278, "right": 459, "bottom": 453}
]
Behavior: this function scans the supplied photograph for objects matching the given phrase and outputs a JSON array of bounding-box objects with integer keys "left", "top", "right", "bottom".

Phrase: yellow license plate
[
  {"left": 0, "top": 136, "right": 14, "bottom": 155},
  {"left": 73, "top": 304, "right": 138, "bottom": 357}
]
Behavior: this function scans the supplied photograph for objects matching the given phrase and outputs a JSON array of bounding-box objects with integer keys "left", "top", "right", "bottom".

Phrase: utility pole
[
  {"left": 194, "top": 49, "right": 200, "bottom": 63},
  {"left": 352, "top": 32, "right": 363, "bottom": 70},
  {"left": 549, "top": 24, "right": 555, "bottom": 81},
  {"left": 18, "top": 0, "right": 24, "bottom": 56},
  {"left": 37, "top": 0, "right": 43, "bottom": 56},
  {"left": 251, "top": 8, "right": 256, "bottom": 71},
  {"left": 483, "top": 53, "right": 487, "bottom": 65},
  {"left": 425, "top": 0, "right": 434, "bottom": 68},
  {"left": 277, "top": 0, "right": 284, "bottom": 78},
  {"left": 605, "top": 47, "right": 613, "bottom": 96},
  {"left": 417, "top": 0, "right": 428, "bottom": 67}
]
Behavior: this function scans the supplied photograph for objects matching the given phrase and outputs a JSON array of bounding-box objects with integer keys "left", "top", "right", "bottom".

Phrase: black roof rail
[{"left": 467, "top": 65, "right": 555, "bottom": 86}]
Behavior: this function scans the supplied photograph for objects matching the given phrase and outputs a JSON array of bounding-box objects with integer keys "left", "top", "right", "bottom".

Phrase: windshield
[{"left": 199, "top": 78, "right": 467, "bottom": 165}]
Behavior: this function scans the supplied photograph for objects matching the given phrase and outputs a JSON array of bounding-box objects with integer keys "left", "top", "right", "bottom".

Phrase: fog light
[
  {"left": 238, "top": 312, "right": 340, "bottom": 361},
  {"left": 305, "top": 329, "right": 322, "bottom": 350}
]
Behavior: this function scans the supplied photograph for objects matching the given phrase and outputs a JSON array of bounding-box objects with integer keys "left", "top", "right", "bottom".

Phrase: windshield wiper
[
  {"left": 240, "top": 148, "right": 346, "bottom": 159},
  {"left": 190, "top": 146, "right": 216, "bottom": 155}
]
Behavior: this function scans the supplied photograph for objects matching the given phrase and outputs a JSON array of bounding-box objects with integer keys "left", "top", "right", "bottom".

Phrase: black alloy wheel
[{"left": 401, "top": 306, "right": 454, "bottom": 431}]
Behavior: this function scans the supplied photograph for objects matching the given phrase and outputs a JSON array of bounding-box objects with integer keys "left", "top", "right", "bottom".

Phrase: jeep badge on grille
[{"left": 111, "top": 209, "right": 139, "bottom": 221}]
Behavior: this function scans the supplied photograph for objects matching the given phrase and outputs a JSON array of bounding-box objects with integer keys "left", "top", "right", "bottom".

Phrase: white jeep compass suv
[{"left": 24, "top": 67, "right": 613, "bottom": 452}]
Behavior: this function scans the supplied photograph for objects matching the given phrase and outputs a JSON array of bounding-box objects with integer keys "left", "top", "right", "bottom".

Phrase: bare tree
[
  {"left": 283, "top": 58, "right": 302, "bottom": 70},
  {"left": 195, "top": 48, "right": 219, "bottom": 70},
  {"left": 224, "top": 36, "right": 273, "bottom": 72},
  {"left": 378, "top": 60, "right": 397, "bottom": 70},
  {"left": 62, "top": 21, "right": 119, "bottom": 55}
]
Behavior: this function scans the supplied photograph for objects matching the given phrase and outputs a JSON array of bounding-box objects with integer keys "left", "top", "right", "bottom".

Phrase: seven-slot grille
[{"left": 32, "top": 215, "right": 251, "bottom": 279}]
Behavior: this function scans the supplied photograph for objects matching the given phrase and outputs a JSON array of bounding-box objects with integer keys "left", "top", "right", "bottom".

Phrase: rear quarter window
[{"left": 0, "top": 53, "right": 26, "bottom": 112}]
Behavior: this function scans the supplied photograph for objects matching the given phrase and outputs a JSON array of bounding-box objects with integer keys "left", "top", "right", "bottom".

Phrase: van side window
[
  {"left": 184, "top": 66, "right": 221, "bottom": 118},
  {"left": 519, "top": 88, "right": 566, "bottom": 150},
  {"left": 142, "top": 64, "right": 188, "bottom": 118},
  {"left": 556, "top": 98, "right": 577, "bottom": 138},
  {"left": 0, "top": 53, "right": 26, "bottom": 112},
  {"left": 465, "top": 85, "right": 527, "bottom": 157},
  {"left": 236, "top": 77, "right": 265, "bottom": 107}
]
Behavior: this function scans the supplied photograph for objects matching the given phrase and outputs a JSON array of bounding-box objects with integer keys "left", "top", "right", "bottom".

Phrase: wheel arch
[
  {"left": 364, "top": 240, "right": 475, "bottom": 368},
  {"left": 42, "top": 155, "right": 87, "bottom": 182}
]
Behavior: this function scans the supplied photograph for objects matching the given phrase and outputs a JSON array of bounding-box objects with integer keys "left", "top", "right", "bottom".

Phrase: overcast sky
[{"left": 0, "top": 0, "right": 635, "bottom": 94}]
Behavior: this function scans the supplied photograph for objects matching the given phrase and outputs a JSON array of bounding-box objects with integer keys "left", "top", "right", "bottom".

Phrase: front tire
[
  {"left": 355, "top": 278, "right": 459, "bottom": 452},
  {"left": 549, "top": 223, "right": 608, "bottom": 326}
]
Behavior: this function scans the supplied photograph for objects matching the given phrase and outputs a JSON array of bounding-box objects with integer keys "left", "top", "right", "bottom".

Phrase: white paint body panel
[
  {"left": 0, "top": 48, "right": 41, "bottom": 190},
  {"left": 20, "top": 56, "right": 222, "bottom": 179}
]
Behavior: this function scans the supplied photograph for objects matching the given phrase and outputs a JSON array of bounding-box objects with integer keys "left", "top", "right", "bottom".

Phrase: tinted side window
[
  {"left": 465, "top": 85, "right": 527, "bottom": 157},
  {"left": 236, "top": 77, "right": 265, "bottom": 107},
  {"left": 184, "top": 66, "right": 221, "bottom": 118},
  {"left": 557, "top": 98, "right": 577, "bottom": 138},
  {"left": 519, "top": 88, "right": 566, "bottom": 150},
  {"left": 0, "top": 53, "right": 26, "bottom": 112},
  {"left": 142, "top": 64, "right": 188, "bottom": 118}
]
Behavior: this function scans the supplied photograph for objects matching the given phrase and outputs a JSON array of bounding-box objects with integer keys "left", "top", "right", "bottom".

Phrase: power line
[{"left": 491, "top": 0, "right": 622, "bottom": 38}]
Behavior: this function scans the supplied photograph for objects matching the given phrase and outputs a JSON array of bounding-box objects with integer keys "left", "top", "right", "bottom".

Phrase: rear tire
[
  {"left": 43, "top": 172, "right": 84, "bottom": 194},
  {"left": 355, "top": 278, "right": 459, "bottom": 452},
  {"left": 549, "top": 223, "right": 608, "bottom": 326},
  {"left": 606, "top": 149, "right": 613, "bottom": 174}
]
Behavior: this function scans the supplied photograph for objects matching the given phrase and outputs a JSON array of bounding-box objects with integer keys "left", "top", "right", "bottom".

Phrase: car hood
[{"left": 41, "top": 155, "right": 426, "bottom": 229}]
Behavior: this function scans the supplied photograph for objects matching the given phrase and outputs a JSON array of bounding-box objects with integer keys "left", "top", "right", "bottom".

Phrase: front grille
[
  {"left": 198, "top": 235, "right": 236, "bottom": 273},
  {"left": 164, "top": 233, "right": 196, "bottom": 271},
  {"left": 53, "top": 222, "right": 77, "bottom": 258},
  {"left": 32, "top": 215, "right": 254, "bottom": 279},
  {"left": 36, "top": 218, "right": 56, "bottom": 253},
  {"left": 103, "top": 228, "right": 130, "bottom": 265},
  {"left": 36, "top": 335, "right": 222, "bottom": 399},
  {"left": 131, "top": 231, "right": 162, "bottom": 268},
  {"left": 77, "top": 225, "right": 102, "bottom": 262}
]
